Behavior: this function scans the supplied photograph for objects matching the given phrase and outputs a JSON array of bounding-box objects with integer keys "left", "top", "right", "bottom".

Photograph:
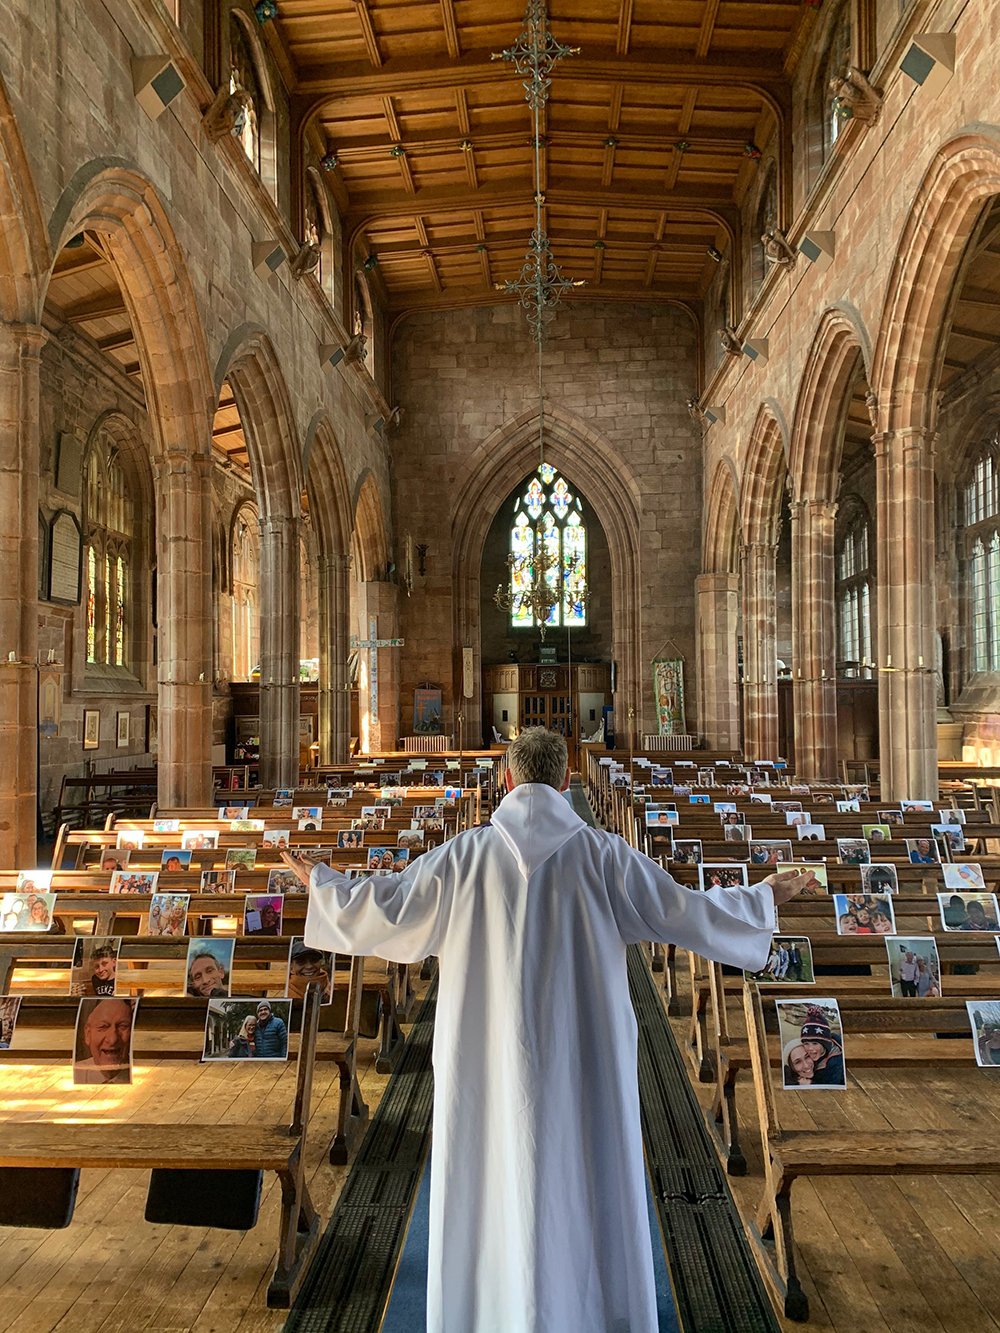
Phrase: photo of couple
[
  {"left": 937, "top": 892, "right": 1000, "bottom": 932},
  {"left": 747, "top": 936, "right": 815, "bottom": 985},
  {"left": 886, "top": 937, "right": 941, "bottom": 998},
  {"left": 202, "top": 998, "right": 291, "bottom": 1061},
  {"left": 776, "top": 999, "right": 847, "bottom": 1090}
]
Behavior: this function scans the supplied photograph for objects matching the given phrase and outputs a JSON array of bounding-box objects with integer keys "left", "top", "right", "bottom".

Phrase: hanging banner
[{"left": 652, "top": 658, "right": 686, "bottom": 735}]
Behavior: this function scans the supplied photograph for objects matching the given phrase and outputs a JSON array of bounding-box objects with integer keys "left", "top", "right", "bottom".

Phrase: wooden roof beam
[
  {"left": 616, "top": 0, "right": 634, "bottom": 57},
  {"left": 60, "top": 293, "right": 129, "bottom": 324},
  {"left": 695, "top": 0, "right": 723, "bottom": 60},
  {"left": 327, "top": 124, "right": 754, "bottom": 157},
  {"left": 296, "top": 49, "right": 788, "bottom": 100},
  {"left": 440, "top": 0, "right": 461, "bottom": 61},
  {"left": 352, "top": 0, "right": 383, "bottom": 70},
  {"left": 388, "top": 282, "right": 700, "bottom": 317}
]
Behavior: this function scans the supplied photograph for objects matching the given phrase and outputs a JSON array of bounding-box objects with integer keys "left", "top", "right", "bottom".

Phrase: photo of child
[
  {"left": 261, "top": 829, "right": 291, "bottom": 849},
  {"left": 109, "top": 871, "right": 158, "bottom": 896},
  {"left": 832, "top": 893, "right": 896, "bottom": 935},
  {"left": 70, "top": 936, "right": 122, "bottom": 997},
  {"left": 942, "top": 864, "right": 986, "bottom": 890},
  {"left": 697, "top": 863, "right": 750, "bottom": 890},
  {"left": 146, "top": 893, "right": 190, "bottom": 937},
  {"left": 775, "top": 999, "right": 846, "bottom": 1090},
  {"left": 159, "top": 850, "right": 192, "bottom": 873},
  {"left": 181, "top": 830, "right": 219, "bottom": 851}
]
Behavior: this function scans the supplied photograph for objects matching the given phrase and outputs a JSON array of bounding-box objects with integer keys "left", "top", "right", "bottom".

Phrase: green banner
[{"left": 653, "top": 658, "right": 686, "bottom": 734}]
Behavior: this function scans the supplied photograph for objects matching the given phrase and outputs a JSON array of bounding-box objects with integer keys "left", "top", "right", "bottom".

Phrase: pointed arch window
[
  {"left": 508, "top": 464, "right": 588, "bottom": 629},
  {"left": 962, "top": 442, "right": 1000, "bottom": 672},
  {"left": 229, "top": 15, "right": 262, "bottom": 173},
  {"left": 83, "top": 436, "right": 134, "bottom": 669}
]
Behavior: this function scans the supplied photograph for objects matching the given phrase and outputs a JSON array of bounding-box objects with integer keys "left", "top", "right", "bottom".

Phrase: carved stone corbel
[
  {"left": 830, "top": 65, "right": 883, "bottom": 128},
  {"left": 202, "top": 84, "right": 253, "bottom": 144},
  {"left": 761, "top": 226, "right": 797, "bottom": 270},
  {"left": 290, "top": 242, "right": 322, "bottom": 280},
  {"left": 720, "top": 325, "right": 743, "bottom": 357}
]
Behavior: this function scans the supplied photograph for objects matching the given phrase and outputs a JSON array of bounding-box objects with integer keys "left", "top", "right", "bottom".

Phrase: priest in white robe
[{"left": 290, "top": 729, "right": 807, "bottom": 1333}]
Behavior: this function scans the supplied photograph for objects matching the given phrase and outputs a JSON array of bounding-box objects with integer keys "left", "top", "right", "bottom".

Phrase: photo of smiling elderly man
[{"left": 72, "top": 996, "right": 138, "bottom": 1085}]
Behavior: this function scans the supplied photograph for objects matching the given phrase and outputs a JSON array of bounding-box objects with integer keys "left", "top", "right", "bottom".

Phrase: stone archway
[
  {"left": 215, "top": 328, "right": 303, "bottom": 787},
  {"left": 47, "top": 163, "right": 215, "bottom": 814},
  {"left": 698, "top": 459, "right": 742, "bottom": 749},
  {"left": 304, "top": 413, "right": 353, "bottom": 763},
  {"left": 788, "top": 306, "right": 874, "bottom": 778},
  {"left": 451, "top": 405, "right": 642, "bottom": 749},
  {"left": 870, "top": 132, "right": 1000, "bottom": 797},
  {"left": 740, "top": 406, "right": 789, "bottom": 760},
  {"left": 351, "top": 471, "right": 395, "bottom": 751}
]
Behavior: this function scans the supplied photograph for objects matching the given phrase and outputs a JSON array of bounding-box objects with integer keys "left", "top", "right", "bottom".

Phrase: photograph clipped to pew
[
  {"left": 861, "top": 823, "right": 892, "bottom": 844},
  {"left": 225, "top": 846, "right": 258, "bottom": 871},
  {"left": 160, "top": 849, "right": 193, "bottom": 873},
  {"left": 938, "top": 807, "right": 967, "bottom": 826},
  {"left": 73, "top": 996, "right": 138, "bottom": 1085},
  {"left": 218, "top": 804, "right": 252, "bottom": 820},
  {"left": 202, "top": 997, "right": 291, "bottom": 1061},
  {"left": 262, "top": 828, "right": 292, "bottom": 849},
  {"left": 267, "top": 867, "right": 305, "bottom": 895},
  {"left": 647, "top": 807, "right": 679, "bottom": 829},
  {"left": 116, "top": 829, "right": 144, "bottom": 850},
  {"left": 99, "top": 848, "right": 130, "bottom": 871},
  {"left": 967, "top": 1001, "right": 1000, "bottom": 1068},
  {"left": 937, "top": 892, "right": 1000, "bottom": 932},
  {"left": 15, "top": 870, "right": 52, "bottom": 892},
  {"left": 724, "top": 823, "right": 751, "bottom": 842},
  {"left": 837, "top": 838, "right": 871, "bottom": 865},
  {"left": 932, "top": 822, "right": 966, "bottom": 854},
  {"left": 670, "top": 837, "right": 703, "bottom": 865},
  {"left": 749, "top": 840, "right": 793, "bottom": 865},
  {"left": 274, "top": 788, "right": 294, "bottom": 808},
  {"left": 832, "top": 893, "right": 897, "bottom": 935},
  {"left": 185, "top": 939, "right": 235, "bottom": 999},
  {"left": 943, "top": 863, "right": 986, "bottom": 890},
  {"left": 230, "top": 818, "right": 265, "bottom": 832},
  {"left": 146, "top": 893, "right": 190, "bottom": 936},
  {"left": 697, "top": 863, "right": 750, "bottom": 890},
  {"left": 783, "top": 809, "right": 810, "bottom": 826},
  {"left": 0, "top": 996, "right": 22, "bottom": 1049},
  {"left": 153, "top": 818, "right": 179, "bottom": 833},
  {"left": 885, "top": 936, "right": 942, "bottom": 997},
  {"left": 110, "top": 869, "right": 158, "bottom": 895},
  {"left": 775, "top": 999, "right": 846, "bottom": 1090},
  {"left": 907, "top": 836, "right": 940, "bottom": 865},
  {"left": 878, "top": 808, "right": 905, "bottom": 826},
  {"left": 836, "top": 798, "right": 861, "bottom": 814},
  {"left": 70, "top": 936, "right": 122, "bottom": 997},
  {"left": 747, "top": 936, "right": 815, "bottom": 985},
  {"left": 243, "top": 895, "right": 284, "bottom": 938},
  {"left": 200, "top": 869, "right": 237, "bottom": 893},
  {"left": 775, "top": 862, "right": 828, "bottom": 894},
  {"left": 367, "top": 847, "right": 410, "bottom": 873},
  {"left": 901, "top": 799, "right": 935, "bottom": 814},
  {"left": 397, "top": 828, "right": 425, "bottom": 850},
  {"left": 287, "top": 938, "right": 333, "bottom": 1004},
  {"left": 860, "top": 862, "right": 899, "bottom": 894},
  {"left": 795, "top": 823, "right": 826, "bottom": 842},
  {"left": 182, "top": 829, "right": 219, "bottom": 852},
  {"left": 337, "top": 829, "right": 365, "bottom": 849},
  {"left": 1, "top": 891, "right": 56, "bottom": 931}
]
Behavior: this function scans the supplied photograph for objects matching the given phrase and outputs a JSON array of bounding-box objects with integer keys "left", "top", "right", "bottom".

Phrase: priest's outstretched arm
[{"left": 605, "top": 838, "right": 803, "bottom": 973}]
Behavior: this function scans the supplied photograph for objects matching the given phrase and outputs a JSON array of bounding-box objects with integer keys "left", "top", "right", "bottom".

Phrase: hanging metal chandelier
[{"left": 492, "top": 1, "right": 585, "bottom": 639}]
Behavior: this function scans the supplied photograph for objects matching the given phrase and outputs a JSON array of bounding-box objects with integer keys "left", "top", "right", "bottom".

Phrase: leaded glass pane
[
  {"left": 524, "top": 477, "right": 545, "bottom": 520},
  {"left": 508, "top": 465, "right": 588, "bottom": 628},
  {"left": 86, "top": 547, "right": 96, "bottom": 663},
  {"left": 510, "top": 514, "right": 534, "bottom": 626},
  {"left": 115, "top": 555, "right": 127, "bottom": 666},
  {"left": 563, "top": 512, "right": 587, "bottom": 625},
  {"left": 542, "top": 513, "right": 560, "bottom": 626},
  {"left": 549, "top": 476, "right": 572, "bottom": 520}
]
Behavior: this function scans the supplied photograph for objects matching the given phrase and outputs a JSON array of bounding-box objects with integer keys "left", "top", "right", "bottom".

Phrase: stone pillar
[
  {"left": 355, "top": 580, "right": 401, "bottom": 754},
  {"left": 875, "top": 427, "right": 938, "bottom": 799},
  {"left": 318, "top": 552, "right": 350, "bottom": 765},
  {"left": 741, "top": 541, "right": 780, "bottom": 759},
  {"left": 790, "top": 499, "right": 838, "bottom": 780},
  {"left": 0, "top": 323, "right": 44, "bottom": 867},
  {"left": 695, "top": 573, "right": 740, "bottom": 750},
  {"left": 156, "top": 451, "right": 214, "bottom": 809},
  {"left": 258, "top": 513, "right": 301, "bottom": 789}
]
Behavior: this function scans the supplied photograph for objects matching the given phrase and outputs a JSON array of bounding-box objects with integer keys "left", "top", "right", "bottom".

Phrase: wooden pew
[
  {"left": 0, "top": 979, "right": 326, "bottom": 1307},
  {"left": 741, "top": 983, "right": 1000, "bottom": 1322}
]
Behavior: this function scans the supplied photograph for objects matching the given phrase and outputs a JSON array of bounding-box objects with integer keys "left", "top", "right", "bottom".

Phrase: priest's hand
[
  {"left": 280, "top": 849, "right": 313, "bottom": 889},
  {"left": 762, "top": 870, "right": 814, "bottom": 905}
]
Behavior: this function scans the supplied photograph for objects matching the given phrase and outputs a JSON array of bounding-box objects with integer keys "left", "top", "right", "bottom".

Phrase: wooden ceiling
[{"left": 275, "top": 0, "right": 805, "bottom": 313}]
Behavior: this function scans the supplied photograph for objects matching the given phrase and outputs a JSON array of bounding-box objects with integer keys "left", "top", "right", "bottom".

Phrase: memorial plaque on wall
[
  {"left": 48, "top": 511, "right": 82, "bottom": 604},
  {"left": 55, "top": 432, "right": 83, "bottom": 497}
]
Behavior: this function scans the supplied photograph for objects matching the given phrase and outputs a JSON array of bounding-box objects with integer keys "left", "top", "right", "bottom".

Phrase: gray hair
[{"left": 507, "top": 728, "right": 568, "bottom": 789}]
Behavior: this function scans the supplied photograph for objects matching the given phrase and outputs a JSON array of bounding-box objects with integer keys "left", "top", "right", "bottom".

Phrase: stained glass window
[
  {"left": 508, "top": 465, "right": 588, "bottom": 628},
  {"left": 83, "top": 434, "right": 133, "bottom": 670},
  {"left": 86, "top": 547, "right": 97, "bottom": 663},
  {"left": 835, "top": 505, "right": 873, "bottom": 676},
  {"left": 115, "top": 556, "right": 126, "bottom": 667},
  {"left": 229, "top": 16, "right": 261, "bottom": 172}
]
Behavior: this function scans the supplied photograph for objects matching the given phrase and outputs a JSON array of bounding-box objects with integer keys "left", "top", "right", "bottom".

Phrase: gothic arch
[
  {"left": 214, "top": 327, "right": 302, "bottom": 522},
  {"left": 703, "top": 458, "right": 742, "bottom": 575},
  {"left": 790, "top": 305, "right": 873, "bottom": 501},
  {"left": 452, "top": 404, "right": 643, "bottom": 729},
  {"left": 303, "top": 412, "right": 352, "bottom": 557},
  {"left": 0, "top": 73, "right": 48, "bottom": 322},
  {"left": 353, "top": 470, "right": 390, "bottom": 581},
  {"left": 872, "top": 131, "right": 1000, "bottom": 432},
  {"left": 741, "top": 404, "right": 789, "bottom": 545}
]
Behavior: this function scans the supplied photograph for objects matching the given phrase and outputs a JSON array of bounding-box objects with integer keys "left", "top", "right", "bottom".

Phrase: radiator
[
  {"left": 402, "top": 735, "right": 452, "bottom": 753},
  {"left": 641, "top": 734, "right": 696, "bottom": 751}
]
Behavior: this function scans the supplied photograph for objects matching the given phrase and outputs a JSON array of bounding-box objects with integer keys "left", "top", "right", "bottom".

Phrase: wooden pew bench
[
  {"left": 0, "top": 984, "right": 326, "bottom": 1307},
  {"left": 741, "top": 985, "right": 999, "bottom": 1322}
]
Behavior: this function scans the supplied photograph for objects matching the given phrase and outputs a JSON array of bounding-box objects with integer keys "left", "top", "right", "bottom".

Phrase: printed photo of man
[{"left": 73, "top": 997, "right": 137, "bottom": 1085}]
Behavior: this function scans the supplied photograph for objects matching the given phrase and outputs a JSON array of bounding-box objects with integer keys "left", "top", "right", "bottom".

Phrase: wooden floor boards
[
  {"left": 665, "top": 969, "right": 1000, "bottom": 1333},
  {"left": 0, "top": 991, "right": 427, "bottom": 1333}
]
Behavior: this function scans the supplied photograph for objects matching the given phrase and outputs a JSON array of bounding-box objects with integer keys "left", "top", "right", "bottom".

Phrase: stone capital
[
  {"left": 0, "top": 321, "right": 47, "bottom": 364},
  {"left": 155, "top": 448, "right": 214, "bottom": 483}
]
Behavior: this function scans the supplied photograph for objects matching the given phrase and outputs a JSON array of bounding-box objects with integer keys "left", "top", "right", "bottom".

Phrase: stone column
[
  {"left": 695, "top": 573, "right": 740, "bottom": 750},
  {"left": 790, "top": 499, "right": 838, "bottom": 780},
  {"left": 741, "top": 541, "right": 780, "bottom": 759},
  {"left": 0, "top": 323, "right": 44, "bottom": 867},
  {"left": 258, "top": 512, "right": 301, "bottom": 789},
  {"left": 156, "top": 450, "right": 214, "bottom": 809},
  {"left": 317, "top": 552, "right": 350, "bottom": 765},
  {"left": 875, "top": 427, "right": 938, "bottom": 799}
]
